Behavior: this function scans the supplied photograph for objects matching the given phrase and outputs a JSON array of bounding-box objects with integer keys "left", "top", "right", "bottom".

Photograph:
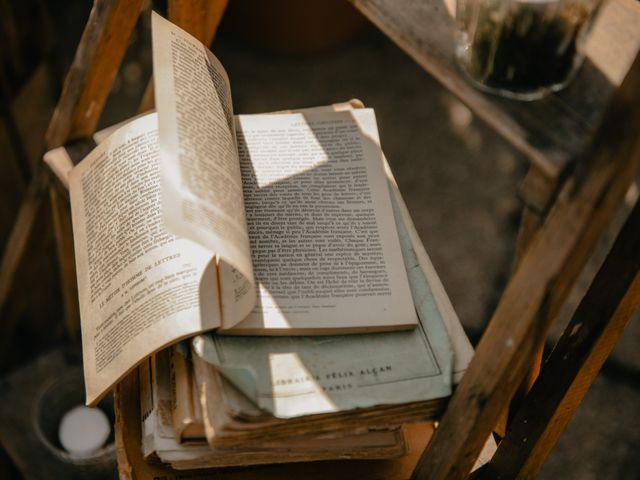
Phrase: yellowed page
[
  {"left": 226, "top": 108, "right": 418, "bottom": 333},
  {"left": 69, "top": 113, "right": 220, "bottom": 406},
  {"left": 151, "top": 12, "right": 255, "bottom": 328}
]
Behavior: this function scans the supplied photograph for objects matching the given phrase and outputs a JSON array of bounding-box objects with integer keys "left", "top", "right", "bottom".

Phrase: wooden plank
[
  {"left": 513, "top": 207, "right": 543, "bottom": 269},
  {"left": 494, "top": 199, "right": 547, "bottom": 438},
  {"left": 495, "top": 161, "right": 559, "bottom": 437},
  {"left": 506, "top": 67, "right": 640, "bottom": 432},
  {"left": 492, "top": 208, "right": 553, "bottom": 440},
  {"left": 484, "top": 200, "right": 640, "bottom": 480},
  {"left": 168, "top": 0, "right": 210, "bottom": 44},
  {"left": 45, "top": 0, "right": 143, "bottom": 148},
  {"left": 350, "top": 0, "right": 640, "bottom": 179},
  {"left": 49, "top": 183, "right": 81, "bottom": 338},
  {"left": 168, "top": 0, "right": 229, "bottom": 47},
  {"left": 410, "top": 53, "right": 640, "bottom": 480},
  {"left": 517, "top": 165, "right": 558, "bottom": 215}
]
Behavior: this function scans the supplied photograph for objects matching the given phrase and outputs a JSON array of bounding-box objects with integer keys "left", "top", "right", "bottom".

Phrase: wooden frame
[
  {"left": 0, "top": 0, "right": 638, "bottom": 478},
  {"left": 411, "top": 54, "right": 640, "bottom": 479}
]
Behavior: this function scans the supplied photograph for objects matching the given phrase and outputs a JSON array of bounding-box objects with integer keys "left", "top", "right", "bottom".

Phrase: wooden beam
[
  {"left": 484, "top": 200, "right": 640, "bottom": 480},
  {"left": 495, "top": 181, "right": 554, "bottom": 438},
  {"left": 49, "top": 183, "right": 81, "bottom": 339},
  {"left": 168, "top": 0, "right": 229, "bottom": 47},
  {"left": 411, "top": 53, "right": 640, "bottom": 480},
  {"left": 46, "top": 0, "right": 143, "bottom": 148},
  {"left": 350, "top": 0, "right": 640, "bottom": 179},
  {"left": 517, "top": 165, "right": 558, "bottom": 216},
  {"left": 494, "top": 201, "right": 547, "bottom": 438}
]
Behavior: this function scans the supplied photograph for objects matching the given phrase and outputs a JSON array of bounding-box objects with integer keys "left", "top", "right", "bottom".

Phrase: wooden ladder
[{"left": 1, "top": 1, "right": 638, "bottom": 478}]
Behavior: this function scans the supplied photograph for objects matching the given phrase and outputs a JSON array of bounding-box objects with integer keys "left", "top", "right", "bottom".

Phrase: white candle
[{"left": 58, "top": 405, "right": 111, "bottom": 457}]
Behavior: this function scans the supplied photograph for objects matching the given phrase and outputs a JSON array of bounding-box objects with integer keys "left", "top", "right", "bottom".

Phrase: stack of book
[
  {"left": 132, "top": 181, "right": 474, "bottom": 471},
  {"left": 55, "top": 12, "right": 474, "bottom": 477},
  {"left": 111, "top": 170, "right": 473, "bottom": 475}
]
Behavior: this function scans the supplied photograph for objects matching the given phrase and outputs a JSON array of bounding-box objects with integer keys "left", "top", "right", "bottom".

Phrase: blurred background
[{"left": 0, "top": 0, "right": 638, "bottom": 478}]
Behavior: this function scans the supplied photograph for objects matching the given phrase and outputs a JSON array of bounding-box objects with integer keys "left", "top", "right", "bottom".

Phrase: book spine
[{"left": 170, "top": 346, "right": 204, "bottom": 442}]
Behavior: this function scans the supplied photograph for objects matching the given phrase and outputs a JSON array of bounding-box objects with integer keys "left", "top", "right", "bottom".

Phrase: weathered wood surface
[
  {"left": 168, "top": 0, "right": 229, "bottom": 47},
  {"left": 483, "top": 200, "right": 640, "bottom": 480},
  {"left": 490, "top": 203, "right": 542, "bottom": 440},
  {"left": 49, "top": 182, "right": 81, "bottom": 338},
  {"left": 45, "top": 0, "right": 143, "bottom": 148},
  {"left": 493, "top": 176, "right": 550, "bottom": 438},
  {"left": 350, "top": 0, "right": 640, "bottom": 180},
  {"left": 517, "top": 165, "right": 559, "bottom": 215},
  {"left": 410, "top": 53, "right": 640, "bottom": 480}
]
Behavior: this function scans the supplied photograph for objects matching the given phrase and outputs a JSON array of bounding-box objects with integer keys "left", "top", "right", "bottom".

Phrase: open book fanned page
[
  {"left": 151, "top": 11, "right": 417, "bottom": 335},
  {"left": 69, "top": 12, "right": 418, "bottom": 405}
]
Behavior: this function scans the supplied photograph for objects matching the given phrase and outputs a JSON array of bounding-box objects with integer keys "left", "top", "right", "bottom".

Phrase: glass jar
[{"left": 455, "top": 0, "right": 603, "bottom": 100}]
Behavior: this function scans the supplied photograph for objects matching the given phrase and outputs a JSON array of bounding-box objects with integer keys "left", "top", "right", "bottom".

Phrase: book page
[
  {"left": 69, "top": 113, "right": 220, "bottom": 406},
  {"left": 226, "top": 108, "right": 418, "bottom": 333},
  {"left": 151, "top": 12, "right": 255, "bottom": 327},
  {"left": 192, "top": 150, "right": 470, "bottom": 419}
]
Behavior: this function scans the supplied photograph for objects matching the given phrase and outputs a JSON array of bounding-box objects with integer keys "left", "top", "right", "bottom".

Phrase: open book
[{"left": 69, "top": 13, "right": 420, "bottom": 405}]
